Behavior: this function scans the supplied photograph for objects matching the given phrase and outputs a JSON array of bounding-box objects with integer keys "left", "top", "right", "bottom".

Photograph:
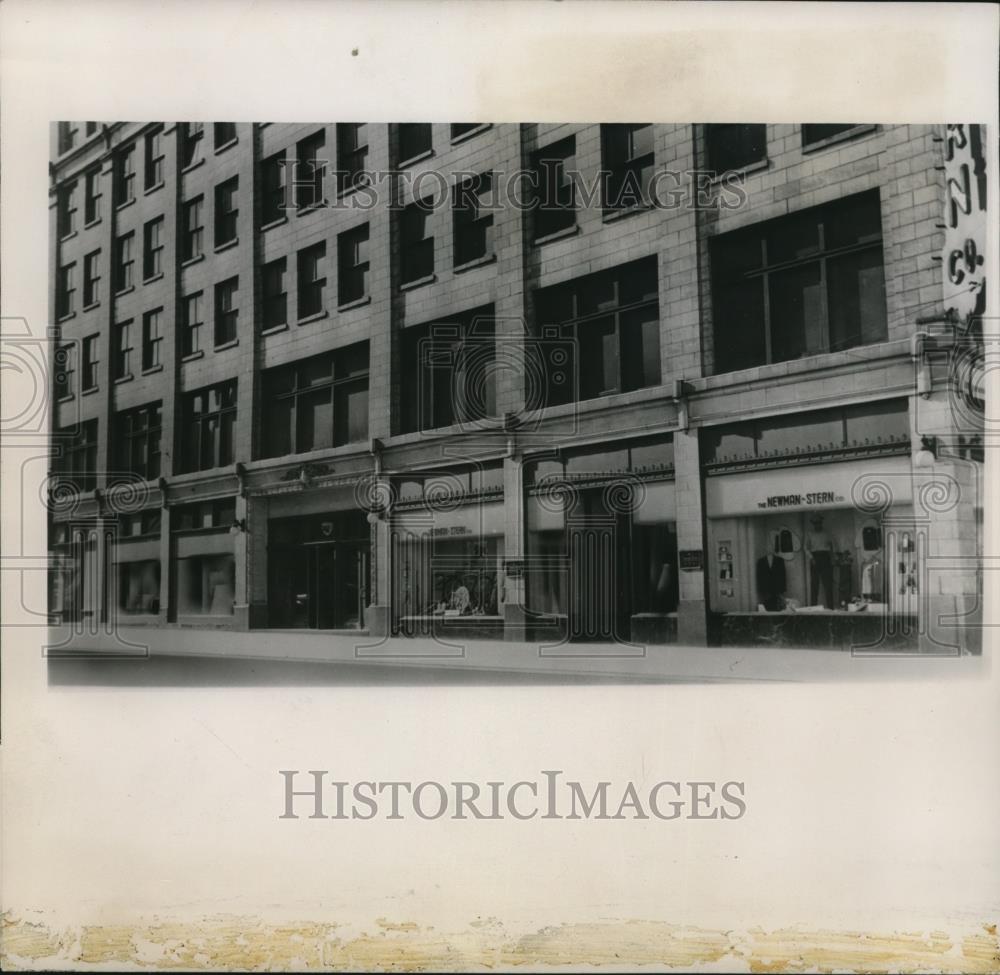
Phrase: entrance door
[
  {"left": 566, "top": 487, "right": 632, "bottom": 642},
  {"left": 314, "top": 543, "right": 368, "bottom": 630}
]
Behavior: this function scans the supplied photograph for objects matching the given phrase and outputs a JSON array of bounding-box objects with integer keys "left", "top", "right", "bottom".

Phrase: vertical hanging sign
[{"left": 941, "top": 124, "right": 987, "bottom": 329}]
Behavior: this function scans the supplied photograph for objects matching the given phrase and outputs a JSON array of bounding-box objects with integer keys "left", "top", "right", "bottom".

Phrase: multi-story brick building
[{"left": 47, "top": 121, "right": 986, "bottom": 654}]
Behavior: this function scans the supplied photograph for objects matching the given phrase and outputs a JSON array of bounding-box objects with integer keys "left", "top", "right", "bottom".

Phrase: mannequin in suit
[{"left": 756, "top": 552, "right": 787, "bottom": 611}]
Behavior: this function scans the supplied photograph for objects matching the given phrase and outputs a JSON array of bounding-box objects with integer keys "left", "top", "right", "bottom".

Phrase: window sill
[
  {"left": 801, "top": 124, "right": 878, "bottom": 154},
  {"left": 214, "top": 237, "right": 239, "bottom": 254},
  {"left": 296, "top": 310, "right": 328, "bottom": 326},
  {"left": 141, "top": 365, "right": 163, "bottom": 376},
  {"left": 83, "top": 218, "right": 101, "bottom": 230},
  {"left": 56, "top": 394, "right": 75, "bottom": 404},
  {"left": 181, "top": 158, "right": 205, "bottom": 175},
  {"left": 143, "top": 272, "right": 164, "bottom": 285},
  {"left": 602, "top": 203, "right": 654, "bottom": 223},
  {"left": 214, "top": 339, "right": 239, "bottom": 352},
  {"left": 259, "top": 215, "right": 288, "bottom": 232},
  {"left": 180, "top": 254, "right": 205, "bottom": 269},
  {"left": 82, "top": 385, "right": 100, "bottom": 397},
  {"left": 260, "top": 322, "right": 289, "bottom": 336},
  {"left": 59, "top": 230, "right": 78, "bottom": 244},
  {"left": 115, "top": 198, "right": 136, "bottom": 213},
  {"left": 453, "top": 253, "right": 496, "bottom": 274},
  {"left": 336, "top": 183, "right": 368, "bottom": 202},
  {"left": 397, "top": 148, "right": 434, "bottom": 169},
  {"left": 710, "top": 157, "right": 770, "bottom": 182},
  {"left": 144, "top": 181, "right": 165, "bottom": 196},
  {"left": 337, "top": 295, "right": 370, "bottom": 312},
  {"left": 114, "top": 374, "right": 134, "bottom": 385},
  {"left": 400, "top": 273, "right": 437, "bottom": 292},
  {"left": 115, "top": 285, "right": 135, "bottom": 297},
  {"left": 82, "top": 301, "right": 100, "bottom": 313},
  {"left": 296, "top": 200, "right": 328, "bottom": 216},
  {"left": 181, "top": 351, "right": 204, "bottom": 363},
  {"left": 450, "top": 124, "right": 491, "bottom": 145},
  {"left": 533, "top": 224, "right": 580, "bottom": 246},
  {"left": 214, "top": 138, "right": 238, "bottom": 154},
  {"left": 56, "top": 311, "right": 76, "bottom": 324}
]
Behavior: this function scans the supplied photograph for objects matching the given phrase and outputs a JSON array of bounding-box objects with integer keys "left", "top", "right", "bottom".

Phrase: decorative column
[{"left": 673, "top": 427, "right": 709, "bottom": 646}]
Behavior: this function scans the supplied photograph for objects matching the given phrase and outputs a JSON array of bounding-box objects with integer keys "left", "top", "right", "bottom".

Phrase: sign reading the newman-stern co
[{"left": 942, "top": 124, "right": 987, "bottom": 328}]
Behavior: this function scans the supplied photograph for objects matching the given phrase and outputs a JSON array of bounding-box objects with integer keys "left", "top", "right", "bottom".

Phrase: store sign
[
  {"left": 393, "top": 502, "right": 505, "bottom": 537},
  {"left": 942, "top": 124, "right": 987, "bottom": 328},
  {"left": 679, "top": 549, "right": 703, "bottom": 571},
  {"left": 705, "top": 456, "right": 913, "bottom": 518}
]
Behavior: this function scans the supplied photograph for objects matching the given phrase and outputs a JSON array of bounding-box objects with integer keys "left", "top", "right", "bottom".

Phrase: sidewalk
[{"left": 44, "top": 625, "right": 985, "bottom": 684}]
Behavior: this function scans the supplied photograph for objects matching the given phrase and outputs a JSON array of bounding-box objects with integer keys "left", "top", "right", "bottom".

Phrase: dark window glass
[
  {"left": 401, "top": 199, "right": 434, "bottom": 283},
  {"left": 114, "top": 144, "right": 136, "bottom": 206},
  {"left": 297, "top": 242, "right": 326, "bottom": 319},
  {"left": 802, "top": 123, "right": 859, "bottom": 147},
  {"left": 182, "top": 380, "right": 237, "bottom": 472},
  {"left": 451, "top": 123, "right": 485, "bottom": 141},
  {"left": 262, "top": 257, "right": 287, "bottom": 330},
  {"left": 214, "top": 176, "right": 238, "bottom": 247},
  {"left": 260, "top": 150, "right": 286, "bottom": 225},
  {"left": 532, "top": 136, "right": 576, "bottom": 239},
  {"left": 336, "top": 123, "right": 368, "bottom": 194},
  {"left": 398, "top": 123, "right": 432, "bottom": 162},
  {"left": 57, "top": 263, "right": 76, "bottom": 319},
  {"left": 54, "top": 419, "right": 97, "bottom": 492},
  {"left": 182, "top": 122, "right": 204, "bottom": 168},
  {"left": 260, "top": 342, "right": 369, "bottom": 458},
  {"left": 57, "top": 122, "right": 77, "bottom": 155},
  {"left": 706, "top": 123, "right": 767, "bottom": 172},
  {"left": 453, "top": 171, "right": 494, "bottom": 266},
  {"left": 338, "top": 224, "right": 369, "bottom": 305},
  {"left": 710, "top": 190, "right": 887, "bottom": 374},
  {"left": 214, "top": 276, "right": 239, "bottom": 346},
  {"left": 116, "top": 402, "right": 162, "bottom": 480},
  {"left": 601, "top": 123, "right": 654, "bottom": 210},
  {"left": 57, "top": 180, "right": 78, "bottom": 237},
  {"left": 214, "top": 122, "right": 237, "bottom": 149}
]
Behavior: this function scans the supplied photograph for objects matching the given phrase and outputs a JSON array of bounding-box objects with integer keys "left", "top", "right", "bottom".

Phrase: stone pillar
[
  {"left": 673, "top": 427, "right": 709, "bottom": 646},
  {"left": 157, "top": 501, "right": 171, "bottom": 625},
  {"left": 232, "top": 491, "right": 250, "bottom": 630},
  {"left": 245, "top": 494, "right": 269, "bottom": 628},
  {"left": 366, "top": 500, "right": 391, "bottom": 638}
]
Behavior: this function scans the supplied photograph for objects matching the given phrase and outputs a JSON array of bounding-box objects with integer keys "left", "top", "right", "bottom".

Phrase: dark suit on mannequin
[{"left": 756, "top": 553, "right": 787, "bottom": 611}]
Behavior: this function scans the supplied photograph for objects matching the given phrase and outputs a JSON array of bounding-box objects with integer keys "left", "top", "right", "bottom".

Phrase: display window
[
  {"left": 171, "top": 499, "right": 237, "bottom": 620},
  {"left": 117, "top": 558, "right": 161, "bottom": 615}
]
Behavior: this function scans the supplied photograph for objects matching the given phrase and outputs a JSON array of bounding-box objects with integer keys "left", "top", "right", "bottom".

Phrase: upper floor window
[
  {"left": 262, "top": 257, "right": 287, "bottom": 331},
  {"left": 114, "top": 143, "right": 136, "bottom": 207},
  {"left": 336, "top": 123, "right": 368, "bottom": 195},
  {"left": 83, "top": 250, "right": 100, "bottom": 307},
  {"left": 142, "top": 308, "right": 163, "bottom": 371},
  {"left": 710, "top": 189, "right": 886, "bottom": 374},
  {"left": 533, "top": 256, "right": 661, "bottom": 406},
  {"left": 114, "top": 231, "right": 135, "bottom": 292},
  {"left": 214, "top": 276, "right": 239, "bottom": 346},
  {"left": 116, "top": 402, "right": 162, "bottom": 480},
  {"left": 532, "top": 136, "right": 576, "bottom": 240},
  {"left": 182, "top": 122, "right": 205, "bottom": 168},
  {"left": 53, "top": 419, "right": 97, "bottom": 493},
  {"left": 451, "top": 123, "right": 487, "bottom": 142},
  {"left": 57, "top": 180, "right": 79, "bottom": 238},
  {"left": 114, "top": 319, "right": 134, "bottom": 379},
  {"left": 400, "top": 308, "right": 496, "bottom": 433},
  {"left": 182, "top": 291, "right": 204, "bottom": 357},
  {"left": 143, "top": 216, "right": 164, "bottom": 280},
  {"left": 85, "top": 122, "right": 99, "bottom": 137},
  {"left": 181, "top": 196, "right": 204, "bottom": 262},
  {"left": 56, "top": 262, "right": 76, "bottom": 319},
  {"left": 260, "top": 149, "right": 286, "bottom": 226},
  {"left": 453, "top": 171, "right": 495, "bottom": 266},
  {"left": 144, "top": 126, "right": 165, "bottom": 190},
  {"left": 400, "top": 198, "right": 434, "bottom": 284},
  {"left": 706, "top": 123, "right": 767, "bottom": 173},
  {"left": 57, "top": 122, "right": 78, "bottom": 155},
  {"left": 297, "top": 242, "right": 327, "bottom": 319},
  {"left": 55, "top": 343, "right": 75, "bottom": 399},
  {"left": 84, "top": 167, "right": 102, "bottom": 224},
  {"left": 398, "top": 123, "right": 432, "bottom": 164},
  {"left": 82, "top": 335, "right": 99, "bottom": 391},
  {"left": 601, "top": 123, "right": 654, "bottom": 211},
  {"left": 181, "top": 379, "right": 237, "bottom": 472},
  {"left": 260, "top": 342, "right": 369, "bottom": 458},
  {"left": 214, "top": 122, "right": 237, "bottom": 150},
  {"left": 338, "top": 223, "right": 369, "bottom": 305},
  {"left": 214, "top": 176, "right": 239, "bottom": 247},
  {"left": 801, "top": 124, "right": 861, "bottom": 148},
  {"left": 295, "top": 130, "right": 327, "bottom": 209}
]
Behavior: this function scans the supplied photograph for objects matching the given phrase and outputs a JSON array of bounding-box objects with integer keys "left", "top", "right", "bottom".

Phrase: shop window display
[
  {"left": 117, "top": 559, "right": 160, "bottom": 615},
  {"left": 177, "top": 554, "right": 235, "bottom": 616}
]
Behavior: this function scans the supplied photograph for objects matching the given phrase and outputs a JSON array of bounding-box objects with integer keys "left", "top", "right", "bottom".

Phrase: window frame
[
  {"left": 182, "top": 291, "right": 205, "bottom": 357},
  {"left": 143, "top": 216, "right": 165, "bottom": 280},
  {"left": 142, "top": 307, "right": 163, "bottom": 372},
  {"left": 82, "top": 334, "right": 99, "bottom": 391},
  {"left": 294, "top": 130, "right": 327, "bottom": 210},
  {"left": 336, "top": 123, "right": 368, "bottom": 196},
  {"left": 452, "top": 171, "right": 495, "bottom": 267},
  {"left": 400, "top": 198, "right": 435, "bottom": 284},
  {"left": 397, "top": 123, "right": 433, "bottom": 164},
  {"left": 55, "top": 419, "right": 98, "bottom": 493},
  {"left": 56, "top": 262, "right": 76, "bottom": 319},
  {"left": 84, "top": 167, "right": 102, "bottom": 225},
  {"left": 261, "top": 256, "right": 288, "bottom": 331},
  {"left": 182, "top": 122, "right": 205, "bottom": 169},
  {"left": 181, "top": 379, "right": 238, "bottom": 473},
  {"left": 115, "top": 231, "right": 135, "bottom": 293},
  {"left": 531, "top": 136, "right": 577, "bottom": 241},
  {"left": 214, "top": 176, "right": 239, "bottom": 248},
  {"left": 337, "top": 223, "right": 369, "bottom": 305},
  {"left": 214, "top": 276, "right": 239, "bottom": 347},
  {"left": 181, "top": 195, "right": 204, "bottom": 262},
  {"left": 705, "top": 123, "right": 768, "bottom": 174},
  {"left": 83, "top": 249, "right": 101, "bottom": 307},
  {"left": 260, "top": 149, "right": 287, "bottom": 226},
  {"left": 114, "top": 143, "right": 136, "bottom": 207},
  {"left": 115, "top": 402, "right": 163, "bottom": 481},
  {"left": 600, "top": 123, "right": 655, "bottom": 212},
  {"left": 57, "top": 180, "right": 79, "bottom": 238},
  {"left": 114, "top": 318, "right": 134, "bottom": 380},
  {"left": 144, "top": 126, "right": 165, "bottom": 190},
  {"left": 214, "top": 122, "right": 238, "bottom": 151},
  {"left": 296, "top": 242, "right": 327, "bottom": 319}
]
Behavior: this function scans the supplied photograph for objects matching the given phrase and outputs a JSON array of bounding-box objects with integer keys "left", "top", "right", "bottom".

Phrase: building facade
[{"left": 48, "top": 121, "right": 987, "bottom": 653}]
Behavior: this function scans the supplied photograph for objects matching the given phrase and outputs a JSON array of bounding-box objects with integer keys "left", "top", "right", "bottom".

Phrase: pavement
[{"left": 43, "top": 625, "right": 986, "bottom": 686}]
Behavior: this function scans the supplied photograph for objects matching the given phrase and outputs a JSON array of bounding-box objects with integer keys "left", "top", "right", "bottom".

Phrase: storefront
[
  {"left": 390, "top": 464, "right": 505, "bottom": 638},
  {"left": 523, "top": 436, "right": 678, "bottom": 644},
  {"left": 701, "top": 400, "right": 918, "bottom": 648},
  {"left": 49, "top": 521, "right": 98, "bottom": 625},
  {"left": 170, "top": 499, "right": 237, "bottom": 625},
  {"left": 112, "top": 510, "right": 162, "bottom": 621}
]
